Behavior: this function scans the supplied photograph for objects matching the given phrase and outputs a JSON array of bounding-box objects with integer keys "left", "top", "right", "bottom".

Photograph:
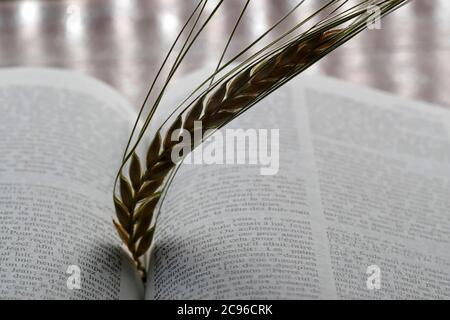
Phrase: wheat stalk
[{"left": 113, "top": 0, "right": 410, "bottom": 282}]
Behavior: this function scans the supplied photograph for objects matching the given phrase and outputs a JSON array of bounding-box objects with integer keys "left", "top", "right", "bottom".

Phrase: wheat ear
[{"left": 112, "top": 29, "right": 343, "bottom": 282}]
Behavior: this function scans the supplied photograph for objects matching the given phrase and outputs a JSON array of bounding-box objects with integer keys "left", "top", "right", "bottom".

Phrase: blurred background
[{"left": 0, "top": 0, "right": 448, "bottom": 109}]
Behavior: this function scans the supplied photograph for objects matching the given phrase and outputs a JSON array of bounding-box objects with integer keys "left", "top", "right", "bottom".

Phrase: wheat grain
[
  {"left": 113, "top": 29, "right": 343, "bottom": 282},
  {"left": 114, "top": 0, "right": 410, "bottom": 282}
]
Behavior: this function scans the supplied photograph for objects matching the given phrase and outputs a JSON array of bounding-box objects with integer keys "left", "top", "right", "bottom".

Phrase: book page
[
  {"left": 0, "top": 69, "right": 143, "bottom": 299},
  {"left": 146, "top": 73, "right": 450, "bottom": 299},
  {"left": 297, "top": 77, "right": 450, "bottom": 299},
  {"left": 146, "top": 78, "right": 337, "bottom": 299}
]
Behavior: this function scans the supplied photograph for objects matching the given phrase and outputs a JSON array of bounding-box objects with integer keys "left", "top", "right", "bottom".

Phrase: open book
[{"left": 1, "top": 68, "right": 449, "bottom": 300}]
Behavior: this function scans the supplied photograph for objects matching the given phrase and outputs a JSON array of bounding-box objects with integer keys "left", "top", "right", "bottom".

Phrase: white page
[
  {"left": 146, "top": 72, "right": 450, "bottom": 299},
  {"left": 146, "top": 75, "right": 337, "bottom": 299},
  {"left": 296, "top": 76, "right": 450, "bottom": 299},
  {"left": 0, "top": 69, "right": 143, "bottom": 299}
]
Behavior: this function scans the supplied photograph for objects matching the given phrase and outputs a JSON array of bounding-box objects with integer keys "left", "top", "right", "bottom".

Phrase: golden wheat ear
[{"left": 113, "top": 0, "right": 410, "bottom": 282}]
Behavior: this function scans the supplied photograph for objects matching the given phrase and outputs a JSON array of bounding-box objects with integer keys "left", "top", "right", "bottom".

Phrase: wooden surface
[{"left": 0, "top": 0, "right": 449, "bottom": 108}]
